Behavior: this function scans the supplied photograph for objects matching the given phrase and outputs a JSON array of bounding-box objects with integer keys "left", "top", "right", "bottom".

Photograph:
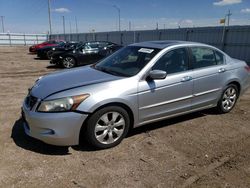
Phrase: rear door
[{"left": 189, "top": 47, "right": 227, "bottom": 109}]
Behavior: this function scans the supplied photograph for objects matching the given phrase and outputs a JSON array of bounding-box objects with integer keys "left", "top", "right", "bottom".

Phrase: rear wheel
[
  {"left": 62, "top": 56, "right": 76, "bottom": 69},
  {"left": 84, "top": 106, "right": 130, "bottom": 149},
  {"left": 216, "top": 84, "right": 239, "bottom": 113}
]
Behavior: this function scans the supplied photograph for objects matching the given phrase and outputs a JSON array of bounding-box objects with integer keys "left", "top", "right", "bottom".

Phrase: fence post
[
  {"left": 107, "top": 33, "right": 109, "bottom": 41},
  {"left": 185, "top": 29, "right": 189, "bottom": 41},
  {"left": 8, "top": 33, "right": 11, "bottom": 46},
  {"left": 159, "top": 31, "right": 162, "bottom": 40},
  {"left": 137, "top": 33, "right": 140, "bottom": 43},
  {"left": 24, "top": 34, "right": 26, "bottom": 46},
  {"left": 221, "top": 27, "right": 228, "bottom": 51},
  {"left": 120, "top": 33, "right": 123, "bottom": 45},
  {"left": 133, "top": 31, "right": 136, "bottom": 43}
]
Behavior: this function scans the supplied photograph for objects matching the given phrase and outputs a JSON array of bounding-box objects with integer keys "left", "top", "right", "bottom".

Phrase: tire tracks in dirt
[{"left": 181, "top": 135, "right": 250, "bottom": 188}]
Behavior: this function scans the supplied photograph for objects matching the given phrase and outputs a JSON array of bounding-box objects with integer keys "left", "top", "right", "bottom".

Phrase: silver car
[{"left": 22, "top": 41, "right": 250, "bottom": 149}]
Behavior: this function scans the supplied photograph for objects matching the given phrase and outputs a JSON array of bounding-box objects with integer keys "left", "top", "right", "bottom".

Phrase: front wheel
[
  {"left": 62, "top": 56, "right": 76, "bottom": 69},
  {"left": 84, "top": 106, "right": 130, "bottom": 149},
  {"left": 216, "top": 84, "right": 239, "bottom": 113}
]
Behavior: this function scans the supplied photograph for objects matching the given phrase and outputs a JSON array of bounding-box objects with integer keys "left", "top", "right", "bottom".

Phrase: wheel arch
[
  {"left": 226, "top": 80, "right": 241, "bottom": 95},
  {"left": 79, "top": 102, "right": 135, "bottom": 144}
]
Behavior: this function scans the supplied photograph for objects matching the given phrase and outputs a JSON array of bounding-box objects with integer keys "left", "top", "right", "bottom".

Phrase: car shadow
[
  {"left": 11, "top": 109, "right": 215, "bottom": 154},
  {"left": 11, "top": 118, "right": 71, "bottom": 155},
  {"left": 34, "top": 57, "right": 48, "bottom": 60},
  {"left": 46, "top": 65, "right": 62, "bottom": 69},
  {"left": 127, "top": 111, "right": 206, "bottom": 137}
]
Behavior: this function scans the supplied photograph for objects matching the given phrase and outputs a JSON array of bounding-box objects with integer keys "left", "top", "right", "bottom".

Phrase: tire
[
  {"left": 47, "top": 50, "right": 53, "bottom": 59},
  {"left": 62, "top": 56, "right": 76, "bottom": 69},
  {"left": 84, "top": 106, "right": 130, "bottom": 149},
  {"left": 216, "top": 84, "right": 239, "bottom": 113}
]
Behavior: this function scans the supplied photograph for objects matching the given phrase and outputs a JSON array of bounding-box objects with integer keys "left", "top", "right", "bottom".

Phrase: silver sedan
[{"left": 22, "top": 41, "right": 250, "bottom": 149}]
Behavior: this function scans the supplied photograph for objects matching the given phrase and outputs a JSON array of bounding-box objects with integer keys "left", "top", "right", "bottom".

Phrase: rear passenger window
[
  {"left": 191, "top": 47, "right": 217, "bottom": 69},
  {"left": 214, "top": 51, "right": 224, "bottom": 65}
]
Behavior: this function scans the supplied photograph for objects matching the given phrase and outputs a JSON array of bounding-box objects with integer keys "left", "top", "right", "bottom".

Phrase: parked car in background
[
  {"left": 50, "top": 41, "right": 123, "bottom": 68},
  {"left": 22, "top": 40, "right": 250, "bottom": 149},
  {"left": 29, "top": 40, "right": 63, "bottom": 53},
  {"left": 37, "top": 41, "right": 78, "bottom": 59}
]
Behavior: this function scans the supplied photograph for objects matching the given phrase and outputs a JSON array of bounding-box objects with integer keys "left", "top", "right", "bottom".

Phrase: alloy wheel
[
  {"left": 63, "top": 57, "right": 75, "bottom": 68},
  {"left": 222, "top": 87, "right": 237, "bottom": 111},
  {"left": 94, "top": 112, "right": 125, "bottom": 145}
]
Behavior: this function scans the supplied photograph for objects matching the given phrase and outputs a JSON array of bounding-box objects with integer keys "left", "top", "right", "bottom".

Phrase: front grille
[{"left": 25, "top": 95, "right": 38, "bottom": 110}]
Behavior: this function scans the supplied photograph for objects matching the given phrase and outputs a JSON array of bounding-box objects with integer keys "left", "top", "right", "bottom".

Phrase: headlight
[{"left": 37, "top": 94, "right": 89, "bottom": 112}]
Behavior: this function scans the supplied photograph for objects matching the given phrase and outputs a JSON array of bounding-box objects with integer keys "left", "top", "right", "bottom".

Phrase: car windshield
[
  {"left": 93, "top": 46, "right": 160, "bottom": 77},
  {"left": 58, "top": 42, "right": 66, "bottom": 47}
]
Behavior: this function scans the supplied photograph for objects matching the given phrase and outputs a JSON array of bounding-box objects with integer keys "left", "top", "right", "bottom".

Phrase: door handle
[
  {"left": 218, "top": 68, "right": 226, "bottom": 73},
  {"left": 181, "top": 76, "right": 193, "bottom": 82}
]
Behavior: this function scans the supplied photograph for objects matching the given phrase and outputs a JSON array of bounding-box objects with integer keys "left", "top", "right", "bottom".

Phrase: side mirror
[{"left": 148, "top": 70, "right": 167, "bottom": 80}]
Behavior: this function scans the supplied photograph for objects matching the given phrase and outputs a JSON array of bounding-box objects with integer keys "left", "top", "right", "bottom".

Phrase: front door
[{"left": 138, "top": 48, "right": 193, "bottom": 124}]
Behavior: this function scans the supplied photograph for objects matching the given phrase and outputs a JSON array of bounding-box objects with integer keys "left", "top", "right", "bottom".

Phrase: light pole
[
  {"left": 1, "top": 16, "right": 4, "bottom": 33},
  {"left": 62, "top": 16, "right": 65, "bottom": 39},
  {"left": 226, "top": 10, "right": 232, "bottom": 27},
  {"left": 113, "top": 5, "right": 120, "bottom": 31},
  {"left": 47, "top": 0, "right": 52, "bottom": 34},
  {"left": 75, "top": 16, "right": 78, "bottom": 34}
]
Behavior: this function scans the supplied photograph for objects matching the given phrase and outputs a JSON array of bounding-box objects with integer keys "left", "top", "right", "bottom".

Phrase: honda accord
[{"left": 22, "top": 41, "right": 250, "bottom": 149}]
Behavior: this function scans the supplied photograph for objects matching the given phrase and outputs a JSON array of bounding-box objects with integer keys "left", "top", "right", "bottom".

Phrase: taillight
[{"left": 245, "top": 65, "right": 250, "bottom": 72}]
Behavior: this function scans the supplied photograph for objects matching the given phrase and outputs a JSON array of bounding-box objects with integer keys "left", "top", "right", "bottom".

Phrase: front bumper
[{"left": 22, "top": 101, "right": 88, "bottom": 146}]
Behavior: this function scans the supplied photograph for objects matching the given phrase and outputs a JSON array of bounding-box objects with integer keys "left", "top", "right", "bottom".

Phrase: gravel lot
[{"left": 0, "top": 46, "right": 250, "bottom": 188}]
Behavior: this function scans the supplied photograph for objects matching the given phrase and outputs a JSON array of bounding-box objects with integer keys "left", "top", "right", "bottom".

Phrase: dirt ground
[{"left": 0, "top": 46, "right": 250, "bottom": 188}]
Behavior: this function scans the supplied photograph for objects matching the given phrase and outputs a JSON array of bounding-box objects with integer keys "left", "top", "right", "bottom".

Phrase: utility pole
[
  {"left": 62, "top": 16, "right": 65, "bottom": 37},
  {"left": 1, "top": 16, "right": 4, "bottom": 33},
  {"left": 129, "top": 21, "right": 131, "bottom": 31},
  {"left": 75, "top": 16, "right": 78, "bottom": 33},
  {"left": 113, "top": 5, "right": 120, "bottom": 31},
  {"left": 69, "top": 21, "right": 72, "bottom": 41},
  {"left": 226, "top": 10, "right": 232, "bottom": 27},
  {"left": 48, "top": 0, "right": 52, "bottom": 34},
  {"left": 69, "top": 21, "right": 72, "bottom": 34},
  {"left": 156, "top": 22, "right": 158, "bottom": 30}
]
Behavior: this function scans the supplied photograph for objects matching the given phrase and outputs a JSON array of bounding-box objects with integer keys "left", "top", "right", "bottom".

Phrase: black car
[
  {"left": 37, "top": 41, "right": 78, "bottom": 59},
  {"left": 50, "top": 41, "right": 123, "bottom": 68}
]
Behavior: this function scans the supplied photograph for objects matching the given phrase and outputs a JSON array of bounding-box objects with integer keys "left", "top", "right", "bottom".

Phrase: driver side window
[{"left": 152, "top": 48, "right": 189, "bottom": 74}]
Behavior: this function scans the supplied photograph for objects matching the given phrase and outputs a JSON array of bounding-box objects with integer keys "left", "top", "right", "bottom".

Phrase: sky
[{"left": 0, "top": 0, "right": 250, "bottom": 34}]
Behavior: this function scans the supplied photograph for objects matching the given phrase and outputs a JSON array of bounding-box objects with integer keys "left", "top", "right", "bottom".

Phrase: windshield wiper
[{"left": 94, "top": 66, "right": 127, "bottom": 77}]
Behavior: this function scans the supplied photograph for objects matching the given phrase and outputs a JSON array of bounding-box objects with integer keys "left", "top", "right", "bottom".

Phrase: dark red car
[{"left": 29, "top": 40, "right": 63, "bottom": 53}]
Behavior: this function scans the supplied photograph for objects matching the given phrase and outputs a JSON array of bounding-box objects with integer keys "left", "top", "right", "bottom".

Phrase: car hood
[
  {"left": 31, "top": 66, "right": 121, "bottom": 99},
  {"left": 40, "top": 45, "right": 59, "bottom": 50}
]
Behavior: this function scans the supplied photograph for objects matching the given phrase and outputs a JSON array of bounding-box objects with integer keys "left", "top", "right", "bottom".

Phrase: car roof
[{"left": 130, "top": 40, "right": 204, "bottom": 49}]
